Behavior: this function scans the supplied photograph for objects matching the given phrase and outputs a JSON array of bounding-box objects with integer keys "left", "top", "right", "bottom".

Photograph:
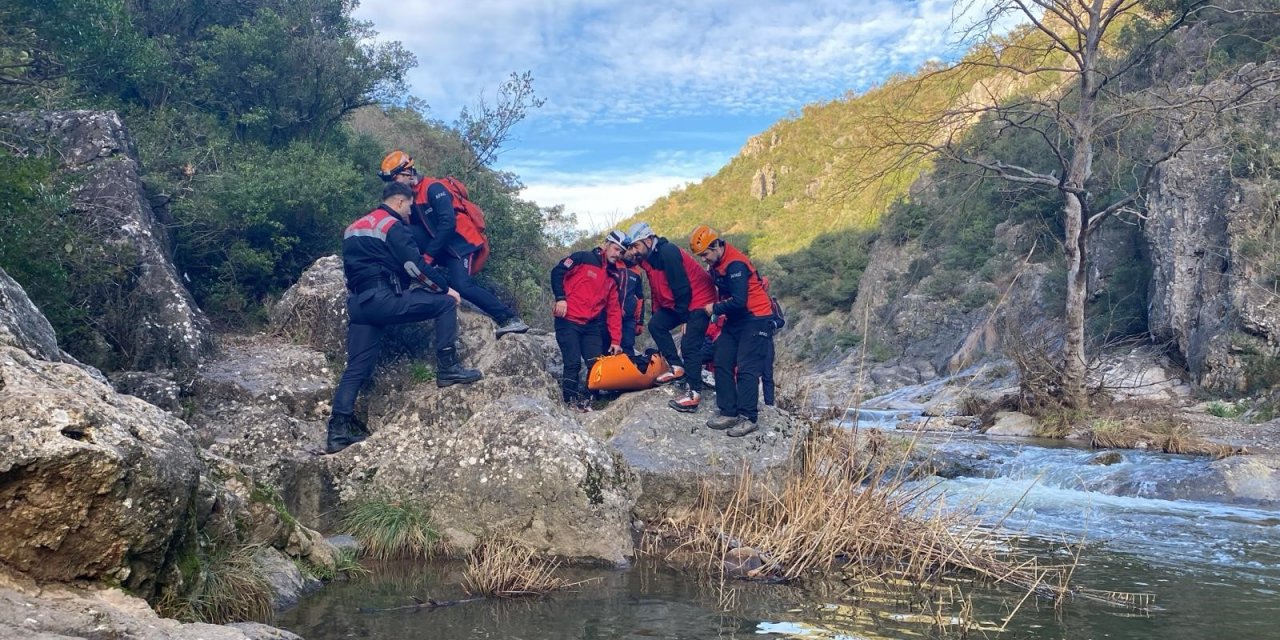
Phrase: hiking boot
[
  {"left": 325, "top": 413, "right": 367, "bottom": 454},
  {"left": 706, "top": 414, "right": 742, "bottom": 430},
  {"left": 726, "top": 419, "right": 759, "bottom": 438},
  {"left": 655, "top": 365, "right": 685, "bottom": 385},
  {"left": 494, "top": 316, "right": 530, "bottom": 339},
  {"left": 668, "top": 389, "right": 701, "bottom": 413},
  {"left": 436, "top": 346, "right": 483, "bottom": 387}
]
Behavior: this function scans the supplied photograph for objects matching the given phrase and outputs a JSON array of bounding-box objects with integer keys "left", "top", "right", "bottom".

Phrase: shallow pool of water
[{"left": 279, "top": 440, "right": 1280, "bottom": 639}]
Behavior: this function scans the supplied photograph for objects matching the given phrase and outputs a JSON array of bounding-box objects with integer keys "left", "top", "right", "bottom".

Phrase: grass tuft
[
  {"left": 462, "top": 538, "right": 593, "bottom": 597},
  {"left": 158, "top": 541, "right": 273, "bottom": 624},
  {"left": 342, "top": 497, "right": 439, "bottom": 560}
]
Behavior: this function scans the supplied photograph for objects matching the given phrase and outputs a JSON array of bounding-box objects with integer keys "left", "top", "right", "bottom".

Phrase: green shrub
[
  {"left": 0, "top": 151, "right": 146, "bottom": 368},
  {"left": 774, "top": 228, "right": 876, "bottom": 315},
  {"left": 1207, "top": 401, "right": 1244, "bottom": 419}
]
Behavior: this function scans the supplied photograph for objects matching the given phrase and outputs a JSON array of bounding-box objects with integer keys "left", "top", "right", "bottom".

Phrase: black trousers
[
  {"left": 439, "top": 252, "right": 514, "bottom": 322},
  {"left": 555, "top": 317, "right": 604, "bottom": 403},
  {"left": 713, "top": 317, "right": 774, "bottom": 422},
  {"left": 332, "top": 287, "right": 458, "bottom": 415},
  {"left": 648, "top": 308, "right": 711, "bottom": 392},
  {"left": 762, "top": 339, "right": 775, "bottom": 406}
]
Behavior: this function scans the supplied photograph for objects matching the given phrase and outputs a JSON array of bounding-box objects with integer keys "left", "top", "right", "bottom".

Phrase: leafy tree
[{"left": 192, "top": 0, "right": 414, "bottom": 144}]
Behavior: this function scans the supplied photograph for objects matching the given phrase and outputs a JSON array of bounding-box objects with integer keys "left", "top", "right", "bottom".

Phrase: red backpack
[{"left": 420, "top": 176, "right": 490, "bottom": 275}]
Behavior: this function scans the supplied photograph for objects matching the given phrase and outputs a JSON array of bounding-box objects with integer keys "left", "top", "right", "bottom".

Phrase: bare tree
[
  {"left": 455, "top": 71, "right": 546, "bottom": 175},
  {"left": 862, "top": 0, "right": 1279, "bottom": 407}
]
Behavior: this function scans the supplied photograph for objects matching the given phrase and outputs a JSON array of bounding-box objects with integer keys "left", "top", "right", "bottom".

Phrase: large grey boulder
[
  {"left": 587, "top": 387, "right": 806, "bottom": 522},
  {"left": 0, "top": 265, "right": 105, "bottom": 383},
  {"left": 0, "top": 344, "right": 202, "bottom": 594},
  {"left": 184, "top": 334, "right": 337, "bottom": 528},
  {"left": 0, "top": 338, "right": 335, "bottom": 608},
  {"left": 326, "top": 331, "right": 639, "bottom": 565},
  {"left": 0, "top": 110, "right": 214, "bottom": 371},
  {"left": 0, "top": 266, "right": 62, "bottom": 362},
  {"left": 1145, "top": 64, "right": 1280, "bottom": 393}
]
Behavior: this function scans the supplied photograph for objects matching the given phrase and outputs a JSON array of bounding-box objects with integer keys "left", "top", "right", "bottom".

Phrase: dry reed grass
[
  {"left": 1088, "top": 407, "right": 1241, "bottom": 458},
  {"left": 462, "top": 538, "right": 596, "bottom": 598},
  {"left": 648, "top": 425, "right": 1146, "bottom": 616}
]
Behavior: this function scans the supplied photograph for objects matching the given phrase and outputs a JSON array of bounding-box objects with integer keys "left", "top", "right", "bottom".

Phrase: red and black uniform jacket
[
  {"left": 342, "top": 205, "right": 450, "bottom": 293},
  {"left": 710, "top": 243, "right": 774, "bottom": 323},
  {"left": 409, "top": 181, "right": 482, "bottom": 262},
  {"left": 638, "top": 237, "right": 717, "bottom": 314},
  {"left": 551, "top": 247, "right": 622, "bottom": 345},
  {"left": 612, "top": 261, "right": 646, "bottom": 326}
]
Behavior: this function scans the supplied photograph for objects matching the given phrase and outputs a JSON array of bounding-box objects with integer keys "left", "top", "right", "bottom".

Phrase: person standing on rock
[
  {"left": 551, "top": 232, "right": 625, "bottom": 411},
  {"left": 623, "top": 222, "right": 718, "bottom": 414},
  {"left": 378, "top": 151, "right": 530, "bottom": 340},
  {"left": 690, "top": 225, "right": 775, "bottom": 437},
  {"left": 326, "top": 181, "right": 483, "bottom": 454}
]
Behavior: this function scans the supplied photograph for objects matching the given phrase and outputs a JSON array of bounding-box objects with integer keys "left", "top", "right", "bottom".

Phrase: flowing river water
[{"left": 279, "top": 428, "right": 1280, "bottom": 639}]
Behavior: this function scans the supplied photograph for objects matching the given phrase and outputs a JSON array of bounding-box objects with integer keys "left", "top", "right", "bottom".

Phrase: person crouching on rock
[
  {"left": 551, "top": 233, "right": 625, "bottom": 411},
  {"left": 623, "top": 222, "right": 718, "bottom": 414},
  {"left": 326, "top": 181, "right": 483, "bottom": 454},
  {"left": 690, "top": 225, "right": 775, "bottom": 437}
]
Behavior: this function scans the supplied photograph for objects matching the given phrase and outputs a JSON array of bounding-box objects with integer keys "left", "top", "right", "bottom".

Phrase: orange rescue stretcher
[{"left": 587, "top": 350, "right": 671, "bottom": 392}]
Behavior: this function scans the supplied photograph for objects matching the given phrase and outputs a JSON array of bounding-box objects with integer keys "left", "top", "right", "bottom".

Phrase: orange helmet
[
  {"left": 378, "top": 150, "right": 415, "bottom": 181},
  {"left": 689, "top": 225, "right": 719, "bottom": 254}
]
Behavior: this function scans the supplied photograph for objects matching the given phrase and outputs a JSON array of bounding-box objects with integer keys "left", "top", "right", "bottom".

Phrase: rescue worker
[
  {"left": 326, "top": 182, "right": 483, "bottom": 454},
  {"left": 690, "top": 225, "right": 775, "bottom": 437},
  {"left": 624, "top": 222, "right": 718, "bottom": 413},
  {"left": 550, "top": 233, "right": 625, "bottom": 411},
  {"left": 378, "top": 151, "right": 529, "bottom": 339},
  {"left": 607, "top": 236, "right": 646, "bottom": 355}
]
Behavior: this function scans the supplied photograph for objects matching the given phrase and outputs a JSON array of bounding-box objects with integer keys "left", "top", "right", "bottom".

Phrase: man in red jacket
[
  {"left": 550, "top": 234, "right": 625, "bottom": 411},
  {"left": 691, "top": 225, "right": 775, "bottom": 437},
  {"left": 624, "top": 222, "right": 718, "bottom": 413}
]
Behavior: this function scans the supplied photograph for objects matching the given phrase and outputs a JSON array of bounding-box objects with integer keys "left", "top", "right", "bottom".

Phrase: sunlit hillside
[{"left": 625, "top": 25, "right": 1068, "bottom": 258}]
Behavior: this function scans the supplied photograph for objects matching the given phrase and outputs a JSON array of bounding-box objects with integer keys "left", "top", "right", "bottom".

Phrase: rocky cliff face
[
  {"left": 0, "top": 110, "right": 214, "bottom": 371},
  {"left": 0, "top": 261, "right": 337, "bottom": 633},
  {"left": 1145, "top": 63, "right": 1280, "bottom": 394}
]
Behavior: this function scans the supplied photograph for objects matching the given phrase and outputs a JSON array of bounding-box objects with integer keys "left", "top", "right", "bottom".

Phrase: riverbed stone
[
  {"left": 985, "top": 411, "right": 1040, "bottom": 437},
  {"left": 586, "top": 386, "right": 805, "bottom": 521},
  {"left": 0, "top": 571, "right": 301, "bottom": 640},
  {"left": 1208, "top": 454, "right": 1280, "bottom": 504}
]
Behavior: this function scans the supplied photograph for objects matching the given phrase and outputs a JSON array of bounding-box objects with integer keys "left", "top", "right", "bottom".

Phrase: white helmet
[{"left": 626, "top": 222, "right": 655, "bottom": 245}]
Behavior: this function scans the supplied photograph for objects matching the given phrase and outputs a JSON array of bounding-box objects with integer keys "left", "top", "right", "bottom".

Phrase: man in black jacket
[{"left": 326, "top": 181, "right": 482, "bottom": 454}]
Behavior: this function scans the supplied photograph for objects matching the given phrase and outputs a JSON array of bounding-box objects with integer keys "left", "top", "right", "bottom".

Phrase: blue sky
[{"left": 354, "top": 0, "right": 989, "bottom": 231}]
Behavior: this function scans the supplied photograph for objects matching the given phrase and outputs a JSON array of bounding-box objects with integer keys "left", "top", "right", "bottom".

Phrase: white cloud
[
  {"left": 508, "top": 147, "right": 731, "bottom": 231},
  {"left": 355, "top": 0, "right": 990, "bottom": 123}
]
